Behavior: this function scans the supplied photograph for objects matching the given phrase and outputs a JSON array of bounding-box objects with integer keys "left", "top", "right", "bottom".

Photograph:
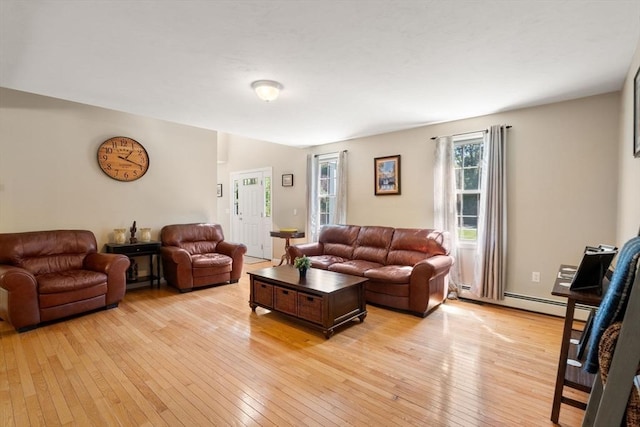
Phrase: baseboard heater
[{"left": 458, "top": 284, "right": 594, "bottom": 319}]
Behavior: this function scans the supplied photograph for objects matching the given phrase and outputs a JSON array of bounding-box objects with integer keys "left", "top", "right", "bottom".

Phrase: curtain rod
[
  {"left": 430, "top": 125, "right": 512, "bottom": 140},
  {"left": 314, "top": 149, "right": 348, "bottom": 157}
]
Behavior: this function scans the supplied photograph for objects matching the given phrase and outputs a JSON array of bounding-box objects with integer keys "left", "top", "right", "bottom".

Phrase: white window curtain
[
  {"left": 433, "top": 136, "right": 461, "bottom": 291},
  {"left": 335, "top": 150, "right": 348, "bottom": 225},
  {"left": 306, "top": 151, "right": 348, "bottom": 242},
  {"left": 471, "top": 125, "right": 508, "bottom": 300},
  {"left": 306, "top": 154, "right": 319, "bottom": 242}
]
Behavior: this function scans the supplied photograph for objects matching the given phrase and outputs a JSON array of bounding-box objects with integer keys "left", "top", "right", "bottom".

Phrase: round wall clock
[{"left": 97, "top": 136, "right": 149, "bottom": 181}]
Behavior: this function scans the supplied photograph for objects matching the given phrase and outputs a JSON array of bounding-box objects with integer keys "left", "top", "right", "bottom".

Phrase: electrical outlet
[{"left": 532, "top": 271, "right": 540, "bottom": 283}]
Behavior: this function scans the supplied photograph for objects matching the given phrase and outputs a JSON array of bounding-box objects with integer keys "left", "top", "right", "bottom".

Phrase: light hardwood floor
[{"left": 1, "top": 262, "right": 586, "bottom": 426}]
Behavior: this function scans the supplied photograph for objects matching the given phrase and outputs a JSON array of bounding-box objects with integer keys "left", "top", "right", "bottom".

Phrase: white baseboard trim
[{"left": 458, "top": 287, "right": 592, "bottom": 321}]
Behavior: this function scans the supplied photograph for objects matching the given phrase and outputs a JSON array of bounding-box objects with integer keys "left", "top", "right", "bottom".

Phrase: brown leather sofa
[
  {"left": 288, "top": 224, "right": 454, "bottom": 317},
  {"left": 0, "top": 230, "right": 130, "bottom": 332},
  {"left": 160, "top": 223, "right": 247, "bottom": 292}
]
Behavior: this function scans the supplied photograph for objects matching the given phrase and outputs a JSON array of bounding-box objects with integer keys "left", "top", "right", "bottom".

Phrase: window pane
[
  {"left": 320, "top": 180, "right": 329, "bottom": 195},
  {"left": 463, "top": 168, "right": 480, "bottom": 190},
  {"left": 454, "top": 145, "right": 464, "bottom": 168},
  {"left": 453, "top": 139, "right": 484, "bottom": 243},
  {"left": 264, "top": 177, "right": 271, "bottom": 217},
  {"left": 462, "top": 194, "right": 479, "bottom": 215},
  {"left": 464, "top": 144, "right": 482, "bottom": 167},
  {"left": 459, "top": 227, "right": 478, "bottom": 240},
  {"left": 462, "top": 216, "right": 477, "bottom": 228},
  {"left": 455, "top": 169, "right": 462, "bottom": 190}
]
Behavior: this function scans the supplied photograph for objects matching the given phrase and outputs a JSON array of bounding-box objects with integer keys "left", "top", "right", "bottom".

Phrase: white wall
[
  {"left": 616, "top": 39, "right": 640, "bottom": 243},
  {"left": 216, "top": 132, "right": 307, "bottom": 258},
  {"left": 309, "top": 92, "right": 620, "bottom": 305},
  {"left": 0, "top": 88, "right": 218, "bottom": 248}
]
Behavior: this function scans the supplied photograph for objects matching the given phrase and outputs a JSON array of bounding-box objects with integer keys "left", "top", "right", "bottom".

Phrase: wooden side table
[
  {"left": 550, "top": 264, "right": 604, "bottom": 423},
  {"left": 105, "top": 241, "right": 162, "bottom": 287},
  {"left": 270, "top": 231, "right": 305, "bottom": 265}
]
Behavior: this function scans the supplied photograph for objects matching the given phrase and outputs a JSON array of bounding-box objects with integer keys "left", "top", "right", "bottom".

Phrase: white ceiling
[{"left": 1, "top": 1, "right": 639, "bottom": 147}]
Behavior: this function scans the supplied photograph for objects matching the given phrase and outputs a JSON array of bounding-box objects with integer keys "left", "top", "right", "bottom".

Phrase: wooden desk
[
  {"left": 270, "top": 231, "right": 305, "bottom": 265},
  {"left": 550, "top": 264, "right": 604, "bottom": 423}
]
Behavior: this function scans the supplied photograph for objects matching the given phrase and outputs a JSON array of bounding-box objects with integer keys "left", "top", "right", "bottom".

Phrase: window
[
  {"left": 317, "top": 154, "right": 338, "bottom": 226},
  {"left": 264, "top": 176, "right": 271, "bottom": 217},
  {"left": 453, "top": 134, "right": 484, "bottom": 242}
]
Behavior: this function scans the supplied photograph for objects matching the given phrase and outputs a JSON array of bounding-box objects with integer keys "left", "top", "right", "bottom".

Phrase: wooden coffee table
[{"left": 248, "top": 265, "right": 368, "bottom": 338}]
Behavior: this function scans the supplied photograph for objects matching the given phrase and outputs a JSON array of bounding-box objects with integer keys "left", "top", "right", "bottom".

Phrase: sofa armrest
[
  {"left": 216, "top": 241, "right": 248, "bottom": 282},
  {"left": 160, "top": 246, "right": 192, "bottom": 265},
  {"left": 85, "top": 253, "right": 130, "bottom": 305},
  {"left": 160, "top": 246, "right": 193, "bottom": 288},
  {"left": 408, "top": 255, "right": 454, "bottom": 316},
  {"left": 416, "top": 255, "right": 453, "bottom": 279},
  {"left": 288, "top": 242, "right": 324, "bottom": 260},
  {"left": 0, "top": 265, "right": 40, "bottom": 331}
]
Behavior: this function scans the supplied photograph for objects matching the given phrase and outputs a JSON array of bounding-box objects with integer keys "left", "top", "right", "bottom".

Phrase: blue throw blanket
[{"left": 584, "top": 236, "right": 640, "bottom": 374}]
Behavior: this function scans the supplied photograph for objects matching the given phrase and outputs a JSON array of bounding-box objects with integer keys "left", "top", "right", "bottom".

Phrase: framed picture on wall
[
  {"left": 374, "top": 155, "right": 401, "bottom": 195},
  {"left": 634, "top": 66, "right": 640, "bottom": 158},
  {"left": 216, "top": 184, "right": 223, "bottom": 197},
  {"left": 282, "top": 174, "right": 294, "bottom": 187}
]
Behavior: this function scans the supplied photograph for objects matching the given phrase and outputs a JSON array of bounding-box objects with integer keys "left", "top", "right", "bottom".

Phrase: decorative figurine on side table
[{"left": 129, "top": 220, "right": 137, "bottom": 244}]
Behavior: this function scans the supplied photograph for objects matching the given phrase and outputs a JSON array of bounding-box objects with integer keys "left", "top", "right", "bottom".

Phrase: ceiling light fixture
[{"left": 251, "top": 80, "right": 283, "bottom": 102}]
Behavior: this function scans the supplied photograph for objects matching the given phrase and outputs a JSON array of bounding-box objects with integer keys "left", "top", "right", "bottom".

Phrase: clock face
[{"left": 97, "top": 137, "right": 149, "bottom": 181}]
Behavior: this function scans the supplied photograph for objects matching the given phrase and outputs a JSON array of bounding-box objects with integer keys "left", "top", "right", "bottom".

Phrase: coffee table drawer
[
  {"left": 274, "top": 286, "right": 297, "bottom": 316},
  {"left": 298, "top": 292, "right": 323, "bottom": 324},
  {"left": 254, "top": 281, "right": 274, "bottom": 308}
]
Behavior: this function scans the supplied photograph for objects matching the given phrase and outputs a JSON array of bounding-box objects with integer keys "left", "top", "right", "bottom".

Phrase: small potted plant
[{"left": 293, "top": 255, "right": 311, "bottom": 278}]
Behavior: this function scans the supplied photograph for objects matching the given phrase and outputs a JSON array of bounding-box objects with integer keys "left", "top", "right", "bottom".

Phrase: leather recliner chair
[
  {"left": 0, "top": 229, "right": 130, "bottom": 332},
  {"left": 160, "top": 223, "right": 247, "bottom": 292}
]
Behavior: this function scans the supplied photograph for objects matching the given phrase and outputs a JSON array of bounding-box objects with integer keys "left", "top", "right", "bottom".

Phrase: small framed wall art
[
  {"left": 216, "top": 184, "right": 223, "bottom": 197},
  {"left": 374, "top": 155, "right": 401, "bottom": 195},
  {"left": 282, "top": 174, "right": 294, "bottom": 187}
]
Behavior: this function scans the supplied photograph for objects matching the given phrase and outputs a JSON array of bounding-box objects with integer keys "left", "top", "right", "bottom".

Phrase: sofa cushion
[
  {"left": 161, "top": 223, "right": 225, "bottom": 255},
  {"left": 319, "top": 225, "right": 360, "bottom": 259},
  {"left": 0, "top": 230, "right": 97, "bottom": 275},
  {"left": 386, "top": 228, "right": 447, "bottom": 266},
  {"left": 328, "top": 260, "right": 383, "bottom": 276},
  {"left": 364, "top": 265, "right": 412, "bottom": 284},
  {"left": 308, "top": 255, "right": 346, "bottom": 270},
  {"left": 39, "top": 283, "right": 108, "bottom": 309},
  {"left": 366, "top": 280, "right": 410, "bottom": 297},
  {"left": 191, "top": 253, "right": 232, "bottom": 277},
  {"left": 37, "top": 270, "right": 107, "bottom": 294},
  {"left": 352, "top": 226, "right": 394, "bottom": 264}
]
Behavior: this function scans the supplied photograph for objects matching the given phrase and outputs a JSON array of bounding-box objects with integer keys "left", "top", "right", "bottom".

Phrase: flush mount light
[{"left": 251, "top": 80, "right": 283, "bottom": 102}]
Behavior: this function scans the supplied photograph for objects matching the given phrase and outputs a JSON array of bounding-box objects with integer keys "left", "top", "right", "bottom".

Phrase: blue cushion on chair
[{"left": 584, "top": 236, "right": 640, "bottom": 374}]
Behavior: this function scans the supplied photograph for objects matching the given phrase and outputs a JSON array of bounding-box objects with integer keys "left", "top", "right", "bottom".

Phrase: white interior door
[{"left": 230, "top": 169, "right": 272, "bottom": 259}]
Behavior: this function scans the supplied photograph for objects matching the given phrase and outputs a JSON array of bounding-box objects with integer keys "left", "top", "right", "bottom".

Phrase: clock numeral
[
  {"left": 104, "top": 147, "right": 113, "bottom": 154},
  {"left": 120, "top": 140, "right": 128, "bottom": 147},
  {"left": 101, "top": 154, "right": 108, "bottom": 161}
]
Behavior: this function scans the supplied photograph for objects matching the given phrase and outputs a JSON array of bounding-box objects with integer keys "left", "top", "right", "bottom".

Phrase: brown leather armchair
[
  {"left": 160, "top": 223, "right": 247, "bottom": 292},
  {"left": 0, "top": 230, "right": 130, "bottom": 332}
]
